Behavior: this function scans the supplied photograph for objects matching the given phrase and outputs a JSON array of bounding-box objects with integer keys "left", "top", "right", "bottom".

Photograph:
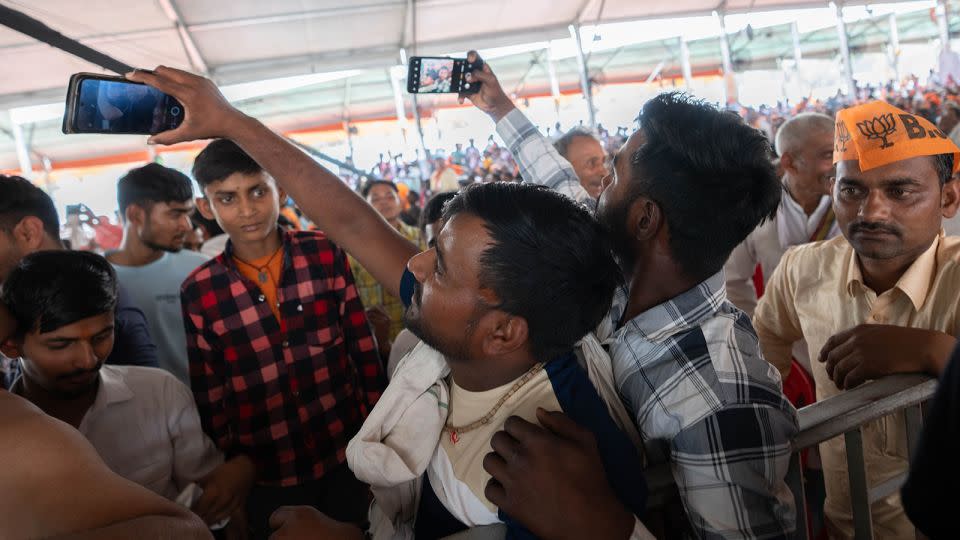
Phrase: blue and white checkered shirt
[{"left": 497, "top": 108, "right": 799, "bottom": 540}]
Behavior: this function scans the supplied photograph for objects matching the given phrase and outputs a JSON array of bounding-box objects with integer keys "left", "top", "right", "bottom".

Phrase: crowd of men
[{"left": 1, "top": 50, "right": 959, "bottom": 540}]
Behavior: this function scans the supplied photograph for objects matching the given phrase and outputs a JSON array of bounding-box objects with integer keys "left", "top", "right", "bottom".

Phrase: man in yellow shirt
[{"left": 754, "top": 101, "right": 960, "bottom": 538}]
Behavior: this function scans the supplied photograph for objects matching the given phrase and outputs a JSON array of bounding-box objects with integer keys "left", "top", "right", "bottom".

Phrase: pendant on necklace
[
  {"left": 258, "top": 270, "right": 268, "bottom": 284},
  {"left": 450, "top": 430, "right": 459, "bottom": 445}
]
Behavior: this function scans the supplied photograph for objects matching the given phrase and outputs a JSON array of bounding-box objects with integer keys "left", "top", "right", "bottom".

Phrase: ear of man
[
  {"left": 124, "top": 204, "right": 146, "bottom": 227},
  {"left": 780, "top": 151, "right": 799, "bottom": 176},
  {"left": 630, "top": 197, "right": 662, "bottom": 242},
  {"left": 195, "top": 197, "right": 217, "bottom": 221},
  {"left": 941, "top": 178, "right": 960, "bottom": 219},
  {"left": 13, "top": 217, "right": 48, "bottom": 251},
  {"left": 480, "top": 311, "right": 529, "bottom": 358}
]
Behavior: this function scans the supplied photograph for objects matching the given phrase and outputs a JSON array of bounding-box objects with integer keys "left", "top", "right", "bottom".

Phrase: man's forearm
[
  {"left": 494, "top": 109, "right": 593, "bottom": 208},
  {"left": 223, "top": 115, "right": 418, "bottom": 297}
]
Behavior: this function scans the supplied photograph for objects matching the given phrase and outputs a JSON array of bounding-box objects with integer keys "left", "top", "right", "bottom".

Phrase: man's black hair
[
  {"left": 933, "top": 153, "right": 955, "bottom": 185},
  {"left": 629, "top": 92, "right": 781, "bottom": 279},
  {"left": 0, "top": 175, "right": 60, "bottom": 240},
  {"left": 0, "top": 250, "right": 117, "bottom": 335},
  {"left": 362, "top": 180, "right": 399, "bottom": 198},
  {"left": 117, "top": 163, "right": 193, "bottom": 215},
  {"left": 192, "top": 139, "right": 264, "bottom": 190},
  {"left": 190, "top": 209, "right": 224, "bottom": 237},
  {"left": 420, "top": 191, "right": 458, "bottom": 233},
  {"left": 553, "top": 127, "right": 600, "bottom": 159},
  {"left": 443, "top": 183, "right": 621, "bottom": 360}
]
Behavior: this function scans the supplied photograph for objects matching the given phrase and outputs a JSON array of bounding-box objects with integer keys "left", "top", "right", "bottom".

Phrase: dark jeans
[{"left": 246, "top": 463, "right": 370, "bottom": 540}]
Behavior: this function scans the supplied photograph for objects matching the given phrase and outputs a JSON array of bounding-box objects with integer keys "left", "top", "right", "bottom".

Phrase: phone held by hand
[
  {"left": 407, "top": 56, "right": 483, "bottom": 95},
  {"left": 62, "top": 72, "right": 184, "bottom": 135}
]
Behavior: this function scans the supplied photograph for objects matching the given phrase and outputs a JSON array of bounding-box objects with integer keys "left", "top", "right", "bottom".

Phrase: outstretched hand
[
  {"left": 126, "top": 66, "right": 249, "bottom": 145},
  {"left": 458, "top": 51, "right": 516, "bottom": 122}
]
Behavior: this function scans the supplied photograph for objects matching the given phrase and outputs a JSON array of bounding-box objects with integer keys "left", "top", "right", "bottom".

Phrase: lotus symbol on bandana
[
  {"left": 857, "top": 113, "right": 897, "bottom": 150},
  {"left": 836, "top": 121, "right": 852, "bottom": 153}
]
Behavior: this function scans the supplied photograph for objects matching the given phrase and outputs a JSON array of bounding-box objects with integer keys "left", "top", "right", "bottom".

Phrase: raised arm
[
  {"left": 128, "top": 67, "right": 417, "bottom": 298},
  {"left": 460, "top": 52, "right": 594, "bottom": 208}
]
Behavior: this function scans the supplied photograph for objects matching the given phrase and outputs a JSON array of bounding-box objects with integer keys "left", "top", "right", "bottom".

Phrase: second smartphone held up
[{"left": 407, "top": 56, "right": 483, "bottom": 94}]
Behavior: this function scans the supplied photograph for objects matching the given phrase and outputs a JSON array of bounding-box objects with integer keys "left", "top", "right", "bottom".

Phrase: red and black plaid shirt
[{"left": 181, "top": 230, "right": 385, "bottom": 487}]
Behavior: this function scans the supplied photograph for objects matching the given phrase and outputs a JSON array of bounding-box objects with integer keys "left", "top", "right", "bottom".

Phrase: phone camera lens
[{"left": 170, "top": 106, "right": 182, "bottom": 116}]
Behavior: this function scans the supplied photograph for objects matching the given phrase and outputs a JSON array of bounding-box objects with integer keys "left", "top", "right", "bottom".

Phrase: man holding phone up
[{"left": 126, "top": 66, "right": 652, "bottom": 540}]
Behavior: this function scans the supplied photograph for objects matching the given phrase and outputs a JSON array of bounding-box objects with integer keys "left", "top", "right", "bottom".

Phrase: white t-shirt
[
  {"left": 111, "top": 250, "right": 209, "bottom": 385},
  {"left": 426, "top": 369, "right": 560, "bottom": 526}
]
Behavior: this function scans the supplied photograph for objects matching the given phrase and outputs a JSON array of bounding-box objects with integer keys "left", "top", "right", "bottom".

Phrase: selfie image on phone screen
[
  {"left": 76, "top": 78, "right": 178, "bottom": 134},
  {"left": 418, "top": 58, "right": 455, "bottom": 93}
]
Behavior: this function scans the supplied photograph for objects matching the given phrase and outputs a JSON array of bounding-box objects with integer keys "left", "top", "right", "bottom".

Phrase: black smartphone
[
  {"left": 62, "top": 73, "right": 184, "bottom": 135},
  {"left": 407, "top": 56, "right": 482, "bottom": 94}
]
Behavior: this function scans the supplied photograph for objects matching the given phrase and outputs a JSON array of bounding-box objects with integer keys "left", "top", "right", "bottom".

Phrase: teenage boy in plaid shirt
[{"left": 180, "top": 139, "right": 386, "bottom": 538}]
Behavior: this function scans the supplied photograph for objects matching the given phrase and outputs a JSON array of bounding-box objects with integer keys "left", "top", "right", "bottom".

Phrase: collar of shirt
[
  {"left": 844, "top": 232, "right": 942, "bottom": 310},
  {"left": 83, "top": 365, "right": 135, "bottom": 425},
  {"left": 776, "top": 187, "right": 834, "bottom": 249},
  {"left": 220, "top": 227, "right": 289, "bottom": 275},
  {"left": 610, "top": 271, "right": 727, "bottom": 344}
]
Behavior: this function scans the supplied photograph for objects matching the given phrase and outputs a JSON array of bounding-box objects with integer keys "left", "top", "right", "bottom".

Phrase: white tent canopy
[{"left": 0, "top": 0, "right": 902, "bottom": 107}]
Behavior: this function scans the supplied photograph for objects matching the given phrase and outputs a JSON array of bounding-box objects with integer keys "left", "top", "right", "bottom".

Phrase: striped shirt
[{"left": 497, "top": 108, "right": 799, "bottom": 539}]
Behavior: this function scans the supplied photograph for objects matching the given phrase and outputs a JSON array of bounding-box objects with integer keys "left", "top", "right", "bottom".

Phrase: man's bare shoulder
[
  {"left": 0, "top": 390, "right": 83, "bottom": 451},
  {"left": 0, "top": 391, "right": 210, "bottom": 539},
  {"left": 0, "top": 391, "right": 98, "bottom": 536},
  {"left": 0, "top": 390, "right": 58, "bottom": 450},
  {"left": 0, "top": 391, "right": 101, "bottom": 493}
]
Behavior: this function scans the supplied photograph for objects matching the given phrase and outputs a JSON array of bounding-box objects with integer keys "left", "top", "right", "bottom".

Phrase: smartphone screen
[
  {"left": 416, "top": 58, "right": 458, "bottom": 93},
  {"left": 73, "top": 78, "right": 182, "bottom": 135}
]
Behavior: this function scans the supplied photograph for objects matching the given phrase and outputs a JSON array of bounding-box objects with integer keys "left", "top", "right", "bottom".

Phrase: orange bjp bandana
[{"left": 833, "top": 101, "right": 960, "bottom": 174}]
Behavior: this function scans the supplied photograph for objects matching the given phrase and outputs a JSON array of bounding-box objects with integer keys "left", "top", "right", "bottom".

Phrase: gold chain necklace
[
  {"left": 443, "top": 362, "right": 545, "bottom": 445},
  {"left": 233, "top": 245, "right": 283, "bottom": 284}
]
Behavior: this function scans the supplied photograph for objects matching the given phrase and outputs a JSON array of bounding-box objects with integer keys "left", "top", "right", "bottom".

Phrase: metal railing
[
  {"left": 644, "top": 374, "right": 938, "bottom": 540},
  {"left": 787, "top": 374, "right": 937, "bottom": 540}
]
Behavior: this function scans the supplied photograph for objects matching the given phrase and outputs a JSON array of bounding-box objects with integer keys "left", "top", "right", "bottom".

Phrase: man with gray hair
[
  {"left": 724, "top": 112, "right": 838, "bottom": 328},
  {"left": 553, "top": 127, "right": 609, "bottom": 199}
]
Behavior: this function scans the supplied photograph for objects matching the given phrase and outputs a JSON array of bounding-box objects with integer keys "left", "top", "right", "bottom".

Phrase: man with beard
[
  {"left": 126, "top": 66, "right": 650, "bottom": 540},
  {"left": 106, "top": 163, "right": 209, "bottom": 384},
  {"left": 754, "top": 101, "right": 960, "bottom": 538},
  {"left": 456, "top": 53, "right": 797, "bottom": 539}
]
